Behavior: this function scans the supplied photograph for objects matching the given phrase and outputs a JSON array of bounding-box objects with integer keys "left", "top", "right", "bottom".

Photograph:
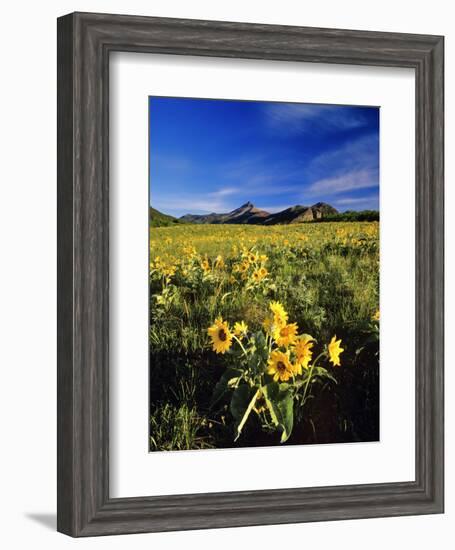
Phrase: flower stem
[
  {"left": 235, "top": 388, "right": 260, "bottom": 441},
  {"left": 232, "top": 334, "right": 248, "bottom": 357},
  {"left": 302, "top": 351, "right": 326, "bottom": 404}
]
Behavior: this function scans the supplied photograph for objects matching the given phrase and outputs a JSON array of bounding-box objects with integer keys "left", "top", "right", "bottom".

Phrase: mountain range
[{"left": 178, "top": 201, "right": 339, "bottom": 225}]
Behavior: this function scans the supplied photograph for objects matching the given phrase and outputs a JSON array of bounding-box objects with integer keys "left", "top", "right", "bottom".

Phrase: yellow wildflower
[
  {"left": 214, "top": 255, "right": 225, "bottom": 269},
  {"left": 267, "top": 350, "right": 294, "bottom": 382},
  {"left": 201, "top": 259, "right": 210, "bottom": 273},
  {"left": 207, "top": 318, "right": 233, "bottom": 354},
  {"left": 252, "top": 268, "right": 265, "bottom": 282},
  {"left": 328, "top": 335, "right": 344, "bottom": 367},
  {"left": 269, "top": 301, "right": 288, "bottom": 327},
  {"left": 233, "top": 320, "right": 248, "bottom": 338},
  {"left": 293, "top": 334, "right": 315, "bottom": 374},
  {"left": 238, "top": 261, "right": 249, "bottom": 273},
  {"left": 274, "top": 322, "right": 298, "bottom": 347},
  {"left": 164, "top": 265, "right": 176, "bottom": 278}
]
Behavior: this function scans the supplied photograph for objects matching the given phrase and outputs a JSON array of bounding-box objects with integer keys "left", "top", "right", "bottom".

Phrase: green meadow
[{"left": 149, "top": 222, "right": 380, "bottom": 451}]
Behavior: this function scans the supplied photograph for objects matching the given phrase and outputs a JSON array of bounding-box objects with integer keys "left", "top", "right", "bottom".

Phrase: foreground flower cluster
[{"left": 207, "top": 301, "right": 344, "bottom": 443}]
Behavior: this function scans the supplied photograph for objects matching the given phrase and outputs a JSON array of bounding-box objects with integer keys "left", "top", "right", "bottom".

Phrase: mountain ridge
[{"left": 179, "top": 201, "right": 339, "bottom": 225}]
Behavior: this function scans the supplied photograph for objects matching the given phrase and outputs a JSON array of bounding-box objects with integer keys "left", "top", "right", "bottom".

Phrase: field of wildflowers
[{"left": 149, "top": 222, "right": 379, "bottom": 450}]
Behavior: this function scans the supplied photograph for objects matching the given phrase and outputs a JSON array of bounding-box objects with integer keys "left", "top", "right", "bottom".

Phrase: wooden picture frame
[{"left": 57, "top": 12, "right": 444, "bottom": 536}]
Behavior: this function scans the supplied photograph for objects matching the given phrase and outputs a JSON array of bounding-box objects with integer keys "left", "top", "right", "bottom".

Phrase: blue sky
[{"left": 149, "top": 97, "right": 379, "bottom": 217}]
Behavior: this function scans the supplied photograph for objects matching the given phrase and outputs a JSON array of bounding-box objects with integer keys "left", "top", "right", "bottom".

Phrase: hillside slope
[{"left": 149, "top": 207, "right": 182, "bottom": 227}]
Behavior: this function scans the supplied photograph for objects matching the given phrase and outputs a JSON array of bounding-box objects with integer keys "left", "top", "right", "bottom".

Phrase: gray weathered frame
[{"left": 57, "top": 12, "right": 444, "bottom": 537}]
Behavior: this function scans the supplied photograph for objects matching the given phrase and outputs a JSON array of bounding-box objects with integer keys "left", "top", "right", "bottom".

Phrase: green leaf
[
  {"left": 230, "top": 384, "right": 252, "bottom": 419},
  {"left": 263, "top": 382, "right": 294, "bottom": 443},
  {"left": 254, "top": 330, "right": 267, "bottom": 351},
  {"left": 252, "top": 331, "right": 269, "bottom": 364},
  {"left": 230, "top": 385, "right": 259, "bottom": 441},
  {"left": 276, "top": 397, "right": 293, "bottom": 443},
  {"left": 262, "top": 383, "right": 280, "bottom": 426},
  {"left": 210, "top": 368, "right": 241, "bottom": 409}
]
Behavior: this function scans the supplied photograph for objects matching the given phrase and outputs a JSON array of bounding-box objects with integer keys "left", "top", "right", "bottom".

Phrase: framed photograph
[
  {"left": 148, "top": 95, "right": 380, "bottom": 453},
  {"left": 57, "top": 12, "right": 444, "bottom": 536}
]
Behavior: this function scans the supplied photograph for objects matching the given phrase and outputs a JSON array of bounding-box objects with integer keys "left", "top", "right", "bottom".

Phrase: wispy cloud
[
  {"left": 220, "top": 155, "right": 308, "bottom": 198},
  {"left": 306, "top": 168, "right": 378, "bottom": 196},
  {"left": 209, "top": 187, "right": 240, "bottom": 198},
  {"left": 264, "top": 103, "right": 369, "bottom": 136},
  {"left": 154, "top": 194, "right": 232, "bottom": 216},
  {"left": 332, "top": 194, "right": 379, "bottom": 211},
  {"left": 154, "top": 185, "right": 245, "bottom": 215},
  {"left": 309, "top": 134, "right": 379, "bottom": 174}
]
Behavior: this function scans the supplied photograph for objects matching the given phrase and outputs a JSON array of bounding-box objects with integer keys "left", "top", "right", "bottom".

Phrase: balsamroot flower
[
  {"left": 273, "top": 322, "right": 299, "bottom": 348},
  {"left": 269, "top": 301, "right": 288, "bottom": 327},
  {"left": 328, "top": 335, "right": 344, "bottom": 366},
  {"left": 207, "top": 318, "right": 233, "bottom": 354},
  {"left": 293, "top": 334, "right": 315, "bottom": 374},
  {"left": 267, "top": 350, "right": 294, "bottom": 382},
  {"left": 233, "top": 320, "right": 248, "bottom": 338}
]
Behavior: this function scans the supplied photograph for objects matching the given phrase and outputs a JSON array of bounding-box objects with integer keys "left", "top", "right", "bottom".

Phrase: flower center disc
[
  {"left": 277, "top": 361, "right": 286, "bottom": 372},
  {"left": 218, "top": 329, "right": 227, "bottom": 342}
]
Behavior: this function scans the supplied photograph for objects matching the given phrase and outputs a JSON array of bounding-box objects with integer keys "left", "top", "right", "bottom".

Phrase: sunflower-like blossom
[
  {"left": 207, "top": 318, "right": 233, "bottom": 354},
  {"left": 328, "top": 335, "right": 344, "bottom": 367}
]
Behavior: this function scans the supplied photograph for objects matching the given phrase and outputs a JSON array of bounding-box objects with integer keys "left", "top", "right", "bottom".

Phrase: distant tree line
[{"left": 311, "top": 210, "right": 380, "bottom": 223}]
